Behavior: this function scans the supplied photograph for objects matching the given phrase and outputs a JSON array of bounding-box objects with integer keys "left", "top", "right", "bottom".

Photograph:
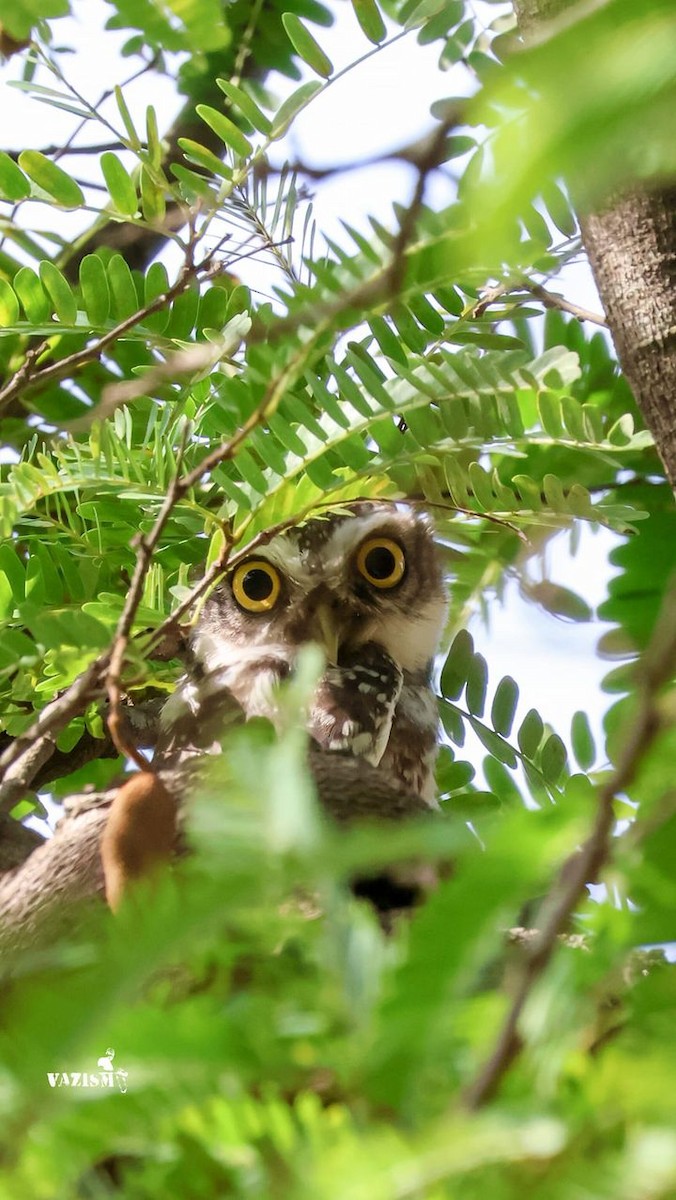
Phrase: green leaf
[
  {"left": 216, "top": 79, "right": 272, "bottom": 134},
  {"left": 270, "top": 81, "right": 323, "bottom": 140},
  {"left": 79, "top": 255, "right": 110, "bottom": 326},
  {"left": 440, "top": 628, "right": 474, "bottom": 700},
  {"left": 18, "top": 150, "right": 85, "bottom": 208},
  {"left": 282, "top": 14, "right": 333, "bottom": 77},
  {"left": 417, "top": 0, "right": 463, "bottom": 44},
  {"left": 39, "top": 261, "right": 77, "bottom": 324},
  {"left": 114, "top": 84, "right": 141, "bottom": 149},
  {"left": 177, "top": 137, "right": 231, "bottom": 178},
  {"left": 13, "top": 266, "right": 49, "bottom": 323},
  {"left": 0, "top": 544, "right": 24, "bottom": 619},
  {"left": 0, "top": 151, "right": 31, "bottom": 201},
  {"left": 442, "top": 135, "right": 476, "bottom": 159},
  {"left": 571, "top": 710, "right": 596, "bottom": 770},
  {"left": 436, "top": 748, "right": 475, "bottom": 794},
  {"left": 100, "top": 151, "right": 138, "bottom": 217},
  {"left": 439, "top": 702, "right": 465, "bottom": 746},
  {"left": 469, "top": 717, "right": 518, "bottom": 767},
  {"left": 199, "top": 285, "right": 229, "bottom": 332},
  {"left": 146, "top": 104, "right": 162, "bottom": 169},
  {"left": 107, "top": 253, "right": 139, "bottom": 319},
  {"left": 368, "top": 316, "right": 408, "bottom": 365},
  {"left": 140, "top": 164, "right": 166, "bottom": 223},
  {"left": 540, "top": 733, "right": 567, "bottom": 783},
  {"left": 518, "top": 708, "right": 544, "bottom": 758},
  {"left": 351, "top": 0, "right": 386, "bottom": 44},
  {"left": 0, "top": 279, "right": 19, "bottom": 327},
  {"left": 196, "top": 104, "right": 253, "bottom": 158},
  {"left": 166, "top": 288, "right": 199, "bottom": 339},
  {"left": 170, "top": 162, "right": 217, "bottom": 202},
  {"left": 483, "top": 756, "right": 523, "bottom": 806},
  {"left": 465, "top": 652, "right": 488, "bottom": 717},
  {"left": 468, "top": 462, "right": 495, "bottom": 510},
  {"left": 143, "top": 261, "right": 170, "bottom": 333},
  {"left": 526, "top": 580, "right": 593, "bottom": 622},
  {"left": 490, "top": 676, "right": 519, "bottom": 738},
  {"left": 541, "top": 179, "right": 578, "bottom": 237},
  {"left": 403, "top": 0, "right": 446, "bottom": 30}
]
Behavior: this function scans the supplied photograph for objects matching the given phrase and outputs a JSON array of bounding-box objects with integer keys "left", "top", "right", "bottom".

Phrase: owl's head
[{"left": 194, "top": 504, "right": 446, "bottom": 680}]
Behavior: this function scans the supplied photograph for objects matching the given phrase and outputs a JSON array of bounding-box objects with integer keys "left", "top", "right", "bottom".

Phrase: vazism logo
[{"left": 47, "top": 1047, "right": 128, "bottom": 1093}]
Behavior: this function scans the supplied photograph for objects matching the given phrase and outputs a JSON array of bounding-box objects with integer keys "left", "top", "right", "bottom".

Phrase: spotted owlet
[
  {"left": 163, "top": 503, "right": 446, "bottom": 801},
  {"left": 101, "top": 504, "right": 446, "bottom": 908}
]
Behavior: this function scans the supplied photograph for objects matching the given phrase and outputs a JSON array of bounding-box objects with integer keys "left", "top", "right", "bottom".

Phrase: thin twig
[
  {"left": 0, "top": 142, "right": 123, "bottom": 160},
  {"left": 388, "top": 111, "right": 463, "bottom": 296},
  {"left": 462, "top": 577, "right": 676, "bottom": 1109},
  {"left": 256, "top": 128, "right": 472, "bottom": 184},
  {"left": 473, "top": 278, "right": 607, "bottom": 327},
  {"left": 105, "top": 423, "right": 192, "bottom": 768},
  {"left": 102, "top": 341, "right": 312, "bottom": 758}
]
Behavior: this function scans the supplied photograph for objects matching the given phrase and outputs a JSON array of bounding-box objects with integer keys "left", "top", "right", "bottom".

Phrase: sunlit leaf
[
  {"left": 282, "top": 14, "right": 333, "bottom": 78},
  {"left": 351, "top": 0, "right": 386, "bottom": 44},
  {"left": 39, "top": 261, "right": 77, "bottom": 324},
  {"left": 18, "top": 150, "right": 84, "bottom": 207},
  {"left": 196, "top": 104, "right": 253, "bottom": 158},
  {"left": 0, "top": 151, "right": 31, "bottom": 201},
  {"left": 100, "top": 151, "right": 138, "bottom": 217},
  {"left": 270, "top": 81, "right": 324, "bottom": 139},
  {"left": 216, "top": 79, "right": 272, "bottom": 134},
  {"left": 13, "top": 266, "right": 49, "bottom": 323},
  {"left": 0, "top": 279, "right": 19, "bottom": 327},
  {"left": 79, "top": 255, "right": 110, "bottom": 326}
]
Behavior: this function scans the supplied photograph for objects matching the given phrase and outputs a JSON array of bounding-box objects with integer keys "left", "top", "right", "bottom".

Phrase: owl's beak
[{"left": 313, "top": 603, "right": 340, "bottom": 666}]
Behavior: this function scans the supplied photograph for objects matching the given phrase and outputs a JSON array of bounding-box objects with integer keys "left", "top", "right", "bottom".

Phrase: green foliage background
[{"left": 0, "top": 0, "right": 675, "bottom": 1194}]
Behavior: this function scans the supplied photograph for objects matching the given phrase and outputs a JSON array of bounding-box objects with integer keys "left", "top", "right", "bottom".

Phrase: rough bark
[
  {"left": 514, "top": 0, "right": 676, "bottom": 486},
  {"left": 580, "top": 195, "right": 676, "bottom": 485},
  {"left": 0, "top": 792, "right": 109, "bottom": 952}
]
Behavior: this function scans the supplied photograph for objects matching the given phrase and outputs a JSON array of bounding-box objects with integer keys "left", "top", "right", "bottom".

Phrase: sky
[{"left": 0, "top": 0, "right": 619, "bottom": 779}]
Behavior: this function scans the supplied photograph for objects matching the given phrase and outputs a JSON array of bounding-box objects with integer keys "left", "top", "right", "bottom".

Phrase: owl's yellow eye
[
  {"left": 355, "top": 537, "right": 406, "bottom": 589},
  {"left": 231, "top": 560, "right": 282, "bottom": 612}
]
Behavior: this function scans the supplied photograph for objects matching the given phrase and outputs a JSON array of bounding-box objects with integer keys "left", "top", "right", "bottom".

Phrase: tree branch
[
  {"left": 462, "top": 577, "right": 676, "bottom": 1109},
  {"left": 0, "top": 747, "right": 431, "bottom": 949},
  {"left": 0, "top": 243, "right": 232, "bottom": 416},
  {"left": 473, "top": 274, "right": 607, "bottom": 327},
  {"left": 512, "top": 0, "right": 676, "bottom": 485}
]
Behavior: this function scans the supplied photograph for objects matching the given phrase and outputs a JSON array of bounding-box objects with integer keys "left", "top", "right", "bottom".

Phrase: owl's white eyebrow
[{"left": 262, "top": 511, "right": 413, "bottom": 583}]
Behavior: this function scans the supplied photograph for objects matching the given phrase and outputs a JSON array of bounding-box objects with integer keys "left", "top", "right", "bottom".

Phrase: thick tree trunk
[
  {"left": 514, "top": 0, "right": 676, "bottom": 487},
  {"left": 580, "top": 195, "right": 676, "bottom": 485}
]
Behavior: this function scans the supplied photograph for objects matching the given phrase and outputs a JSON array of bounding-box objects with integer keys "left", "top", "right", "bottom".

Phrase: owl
[
  {"left": 101, "top": 504, "right": 447, "bottom": 908},
  {"left": 161, "top": 502, "right": 447, "bottom": 806}
]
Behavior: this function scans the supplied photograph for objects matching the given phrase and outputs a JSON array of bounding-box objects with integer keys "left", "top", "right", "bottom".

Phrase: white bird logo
[{"left": 97, "top": 1048, "right": 115, "bottom": 1071}]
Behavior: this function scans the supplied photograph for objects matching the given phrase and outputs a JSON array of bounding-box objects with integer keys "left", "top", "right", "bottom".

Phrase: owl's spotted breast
[{"left": 309, "top": 642, "right": 403, "bottom": 767}]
